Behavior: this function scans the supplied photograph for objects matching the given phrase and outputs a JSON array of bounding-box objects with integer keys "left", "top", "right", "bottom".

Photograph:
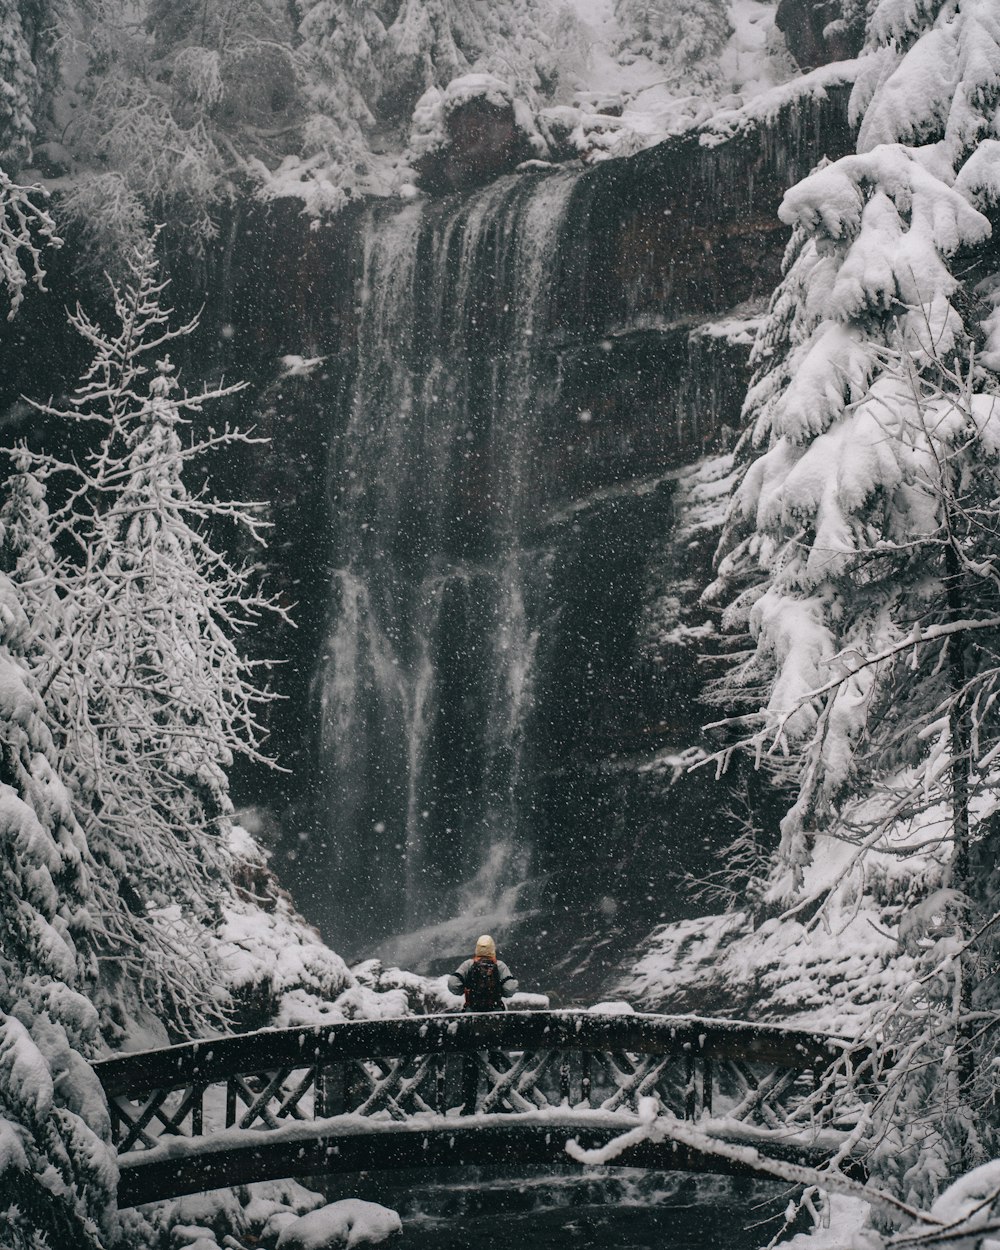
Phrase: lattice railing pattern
[{"left": 96, "top": 1012, "right": 852, "bottom": 1154}]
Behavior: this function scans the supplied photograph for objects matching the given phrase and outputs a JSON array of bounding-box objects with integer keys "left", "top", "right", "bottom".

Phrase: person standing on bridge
[
  {"left": 448, "top": 934, "right": 518, "bottom": 1012},
  {"left": 448, "top": 935, "right": 518, "bottom": 1115}
]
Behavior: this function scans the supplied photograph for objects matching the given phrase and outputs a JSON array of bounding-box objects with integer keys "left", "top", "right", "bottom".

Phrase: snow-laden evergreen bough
[{"left": 704, "top": 0, "right": 1000, "bottom": 1230}]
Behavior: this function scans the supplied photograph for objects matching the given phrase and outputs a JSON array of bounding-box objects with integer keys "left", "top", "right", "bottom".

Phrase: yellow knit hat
[{"left": 475, "top": 934, "right": 496, "bottom": 959}]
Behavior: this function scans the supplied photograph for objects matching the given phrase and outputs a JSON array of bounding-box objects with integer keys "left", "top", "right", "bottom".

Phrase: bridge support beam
[{"left": 117, "top": 1116, "right": 843, "bottom": 1208}]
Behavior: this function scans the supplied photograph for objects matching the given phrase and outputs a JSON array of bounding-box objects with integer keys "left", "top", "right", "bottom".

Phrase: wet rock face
[
  {"left": 775, "top": 0, "right": 864, "bottom": 69},
  {"left": 0, "top": 83, "right": 860, "bottom": 961},
  {"left": 414, "top": 94, "right": 537, "bottom": 193}
]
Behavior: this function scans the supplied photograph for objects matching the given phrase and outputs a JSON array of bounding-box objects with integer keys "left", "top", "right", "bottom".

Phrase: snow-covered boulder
[
  {"left": 275, "top": 1199, "right": 402, "bottom": 1249},
  {"left": 410, "top": 74, "right": 545, "bottom": 191}
]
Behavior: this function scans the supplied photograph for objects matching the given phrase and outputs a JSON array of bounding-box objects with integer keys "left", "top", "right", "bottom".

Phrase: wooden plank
[
  {"left": 728, "top": 1065, "right": 795, "bottom": 1124},
  {"left": 153, "top": 1085, "right": 203, "bottom": 1138},
  {"left": 380, "top": 1056, "right": 438, "bottom": 1117},
  {"left": 354, "top": 1057, "right": 413, "bottom": 1121},
  {"left": 118, "top": 1090, "right": 172, "bottom": 1153},
  {"left": 275, "top": 1067, "right": 317, "bottom": 1120},
  {"left": 477, "top": 1052, "right": 534, "bottom": 1113},
  {"left": 232, "top": 1075, "right": 282, "bottom": 1131},
  {"left": 191, "top": 1086, "right": 204, "bottom": 1137},
  {"left": 601, "top": 1057, "right": 669, "bottom": 1113},
  {"left": 480, "top": 1050, "right": 539, "bottom": 1114},
  {"left": 314, "top": 1066, "right": 329, "bottom": 1119},
  {"left": 112, "top": 1100, "right": 157, "bottom": 1152}
]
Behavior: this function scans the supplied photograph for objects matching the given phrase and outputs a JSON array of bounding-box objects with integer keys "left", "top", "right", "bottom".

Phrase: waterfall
[{"left": 319, "top": 172, "right": 579, "bottom": 949}]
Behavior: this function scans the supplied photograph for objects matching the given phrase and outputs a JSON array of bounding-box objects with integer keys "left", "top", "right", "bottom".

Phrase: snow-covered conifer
[
  {"left": 0, "top": 167, "right": 124, "bottom": 1250},
  {"left": 705, "top": 0, "right": 1000, "bottom": 1216},
  {"left": 25, "top": 231, "right": 283, "bottom": 1038},
  {"left": 709, "top": 0, "right": 1000, "bottom": 887},
  {"left": 0, "top": 544, "right": 121, "bottom": 1249},
  {"left": 0, "top": 0, "right": 41, "bottom": 166},
  {"left": 0, "top": 450, "right": 60, "bottom": 669}
]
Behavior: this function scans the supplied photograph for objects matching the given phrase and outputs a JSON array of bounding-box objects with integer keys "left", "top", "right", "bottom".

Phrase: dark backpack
[{"left": 464, "top": 957, "right": 503, "bottom": 1012}]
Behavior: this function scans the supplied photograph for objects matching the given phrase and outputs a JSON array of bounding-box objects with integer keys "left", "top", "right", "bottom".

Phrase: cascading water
[
  {"left": 320, "top": 172, "right": 579, "bottom": 952},
  {"left": 274, "top": 88, "right": 856, "bottom": 987}
]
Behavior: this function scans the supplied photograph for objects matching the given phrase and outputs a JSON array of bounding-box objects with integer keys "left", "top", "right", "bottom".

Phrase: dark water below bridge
[{"left": 321, "top": 1169, "right": 805, "bottom": 1249}]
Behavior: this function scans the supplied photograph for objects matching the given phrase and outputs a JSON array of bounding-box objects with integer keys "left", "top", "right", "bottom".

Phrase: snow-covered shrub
[
  {"left": 216, "top": 826, "right": 354, "bottom": 1029},
  {"left": 407, "top": 72, "right": 545, "bottom": 168}
]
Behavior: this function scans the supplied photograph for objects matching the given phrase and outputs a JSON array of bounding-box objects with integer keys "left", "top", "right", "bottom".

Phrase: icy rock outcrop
[
  {"left": 775, "top": 0, "right": 864, "bottom": 70},
  {"left": 410, "top": 74, "right": 543, "bottom": 191}
]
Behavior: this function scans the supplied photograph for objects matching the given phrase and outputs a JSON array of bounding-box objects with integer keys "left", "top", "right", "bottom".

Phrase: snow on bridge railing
[{"left": 94, "top": 1010, "right": 854, "bottom": 1147}]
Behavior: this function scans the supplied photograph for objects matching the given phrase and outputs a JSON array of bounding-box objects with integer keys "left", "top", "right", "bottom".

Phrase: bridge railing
[{"left": 93, "top": 1011, "right": 854, "bottom": 1155}]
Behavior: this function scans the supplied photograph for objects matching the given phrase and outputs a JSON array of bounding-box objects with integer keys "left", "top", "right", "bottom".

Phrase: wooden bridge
[{"left": 93, "top": 1011, "right": 860, "bottom": 1207}]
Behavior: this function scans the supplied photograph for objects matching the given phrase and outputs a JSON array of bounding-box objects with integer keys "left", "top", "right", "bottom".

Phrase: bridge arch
[{"left": 92, "top": 1011, "right": 856, "bottom": 1207}]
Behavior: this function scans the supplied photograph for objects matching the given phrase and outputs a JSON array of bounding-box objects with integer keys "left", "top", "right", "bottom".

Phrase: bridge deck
[{"left": 93, "top": 1011, "right": 861, "bottom": 1205}]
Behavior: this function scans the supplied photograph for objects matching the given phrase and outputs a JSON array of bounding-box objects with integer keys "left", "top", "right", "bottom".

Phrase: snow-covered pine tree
[
  {"left": 0, "top": 449, "right": 60, "bottom": 671},
  {"left": 0, "top": 571, "right": 121, "bottom": 1250},
  {"left": 705, "top": 0, "right": 1000, "bottom": 1217},
  {"left": 709, "top": 0, "right": 1000, "bottom": 892},
  {"left": 0, "top": 0, "right": 43, "bottom": 166},
  {"left": 26, "top": 231, "right": 283, "bottom": 1039},
  {"left": 296, "top": 0, "right": 386, "bottom": 137},
  {"left": 0, "top": 168, "right": 121, "bottom": 1250}
]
